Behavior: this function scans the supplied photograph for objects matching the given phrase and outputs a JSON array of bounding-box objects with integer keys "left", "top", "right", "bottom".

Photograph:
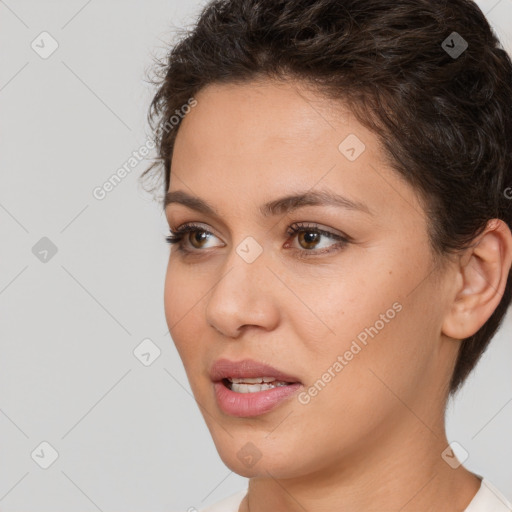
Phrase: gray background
[{"left": 0, "top": 0, "right": 511, "bottom": 510}]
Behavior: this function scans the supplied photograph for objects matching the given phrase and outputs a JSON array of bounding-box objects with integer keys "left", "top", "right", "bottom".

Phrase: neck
[{"left": 239, "top": 414, "right": 481, "bottom": 512}]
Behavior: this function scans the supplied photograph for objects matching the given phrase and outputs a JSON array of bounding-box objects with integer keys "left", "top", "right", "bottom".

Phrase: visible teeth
[
  {"left": 230, "top": 381, "right": 290, "bottom": 393},
  {"left": 228, "top": 377, "right": 277, "bottom": 384},
  {"left": 225, "top": 377, "right": 294, "bottom": 392}
]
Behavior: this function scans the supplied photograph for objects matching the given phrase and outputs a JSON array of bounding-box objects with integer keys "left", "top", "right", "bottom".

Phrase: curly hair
[{"left": 141, "top": 0, "right": 512, "bottom": 395}]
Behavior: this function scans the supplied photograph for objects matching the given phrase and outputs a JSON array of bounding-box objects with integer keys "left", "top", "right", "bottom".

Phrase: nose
[{"left": 205, "top": 243, "right": 280, "bottom": 338}]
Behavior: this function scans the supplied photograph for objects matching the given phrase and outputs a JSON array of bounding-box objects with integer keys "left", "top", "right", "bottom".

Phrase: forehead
[
  {"left": 172, "top": 80, "right": 371, "bottom": 185},
  {"left": 168, "top": 79, "right": 426, "bottom": 230},
  {"left": 175, "top": 79, "right": 354, "bottom": 154}
]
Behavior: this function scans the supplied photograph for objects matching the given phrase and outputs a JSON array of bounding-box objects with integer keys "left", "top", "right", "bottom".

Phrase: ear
[{"left": 442, "top": 219, "right": 512, "bottom": 339}]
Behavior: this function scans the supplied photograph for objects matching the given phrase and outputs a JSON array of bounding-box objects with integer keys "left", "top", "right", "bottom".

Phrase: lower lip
[{"left": 213, "top": 381, "right": 302, "bottom": 417}]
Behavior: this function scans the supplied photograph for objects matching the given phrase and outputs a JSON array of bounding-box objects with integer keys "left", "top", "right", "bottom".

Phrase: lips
[
  {"left": 210, "top": 358, "right": 303, "bottom": 417},
  {"left": 210, "top": 358, "right": 301, "bottom": 384}
]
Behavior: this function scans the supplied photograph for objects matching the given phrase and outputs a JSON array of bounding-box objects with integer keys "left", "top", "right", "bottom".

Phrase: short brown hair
[{"left": 141, "top": 0, "right": 512, "bottom": 395}]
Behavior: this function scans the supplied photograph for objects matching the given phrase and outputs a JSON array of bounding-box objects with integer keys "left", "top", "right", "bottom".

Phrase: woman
[{"left": 141, "top": 0, "right": 512, "bottom": 510}]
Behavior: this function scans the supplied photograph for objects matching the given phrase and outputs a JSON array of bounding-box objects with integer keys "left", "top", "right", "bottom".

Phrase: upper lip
[{"left": 210, "top": 358, "right": 301, "bottom": 383}]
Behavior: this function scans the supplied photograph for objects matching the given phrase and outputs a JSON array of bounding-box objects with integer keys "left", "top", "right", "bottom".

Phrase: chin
[
  {"left": 210, "top": 432, "right": 308, "bottom": 479},
  {"left": 220, "top": 450, "right": 294, "bottom": 478}
]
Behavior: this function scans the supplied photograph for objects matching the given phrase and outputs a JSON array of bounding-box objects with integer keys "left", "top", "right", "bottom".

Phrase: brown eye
[
  {"left": 297, "top": 230, "right": 322, "bottom": 249},
  {"left": 189, "top": 230, "right": 211, "bottom": 248},
  {"left": 285, "top": 222, "right": 350, "bottom": 258},
  {"left": 165, "top": 223, "right": 223, "bottom": 252}
]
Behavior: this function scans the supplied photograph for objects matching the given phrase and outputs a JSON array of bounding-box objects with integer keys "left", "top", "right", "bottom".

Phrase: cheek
[
  {"left": 164, "top": 260, "right": 205, "bottom": 362},
  {"left": 304, "top": 239, "right": 430, "bottom": 344},
  {"left": 163, "top": 260, "right": 183, "bottom": 325},
  {"left": 292, "top": 246, "right": 436, "bottom": 402},
  {"left": 285, "top": 261, "right": 402, "bottom": 359}
]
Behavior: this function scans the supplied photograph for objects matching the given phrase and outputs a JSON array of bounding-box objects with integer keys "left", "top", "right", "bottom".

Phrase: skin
[{"left": 163, "top": 79, "right": 512, "bottom": 512}]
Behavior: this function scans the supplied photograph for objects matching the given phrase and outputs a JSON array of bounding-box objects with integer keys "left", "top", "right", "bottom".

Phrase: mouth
[
  {"left": 210, "top": 358, "right": 302, "bottom": 417},
  {"left": 222, "top": 376, "right": 297, "bottom": 393},
  {"left": 210, "top": 358, "right": 301, "bottom": 386}
]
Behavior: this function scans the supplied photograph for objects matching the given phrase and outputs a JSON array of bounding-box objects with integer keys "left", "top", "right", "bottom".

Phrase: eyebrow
[{"left": 163, "top": 189, "right": 373, "bottom": 217}]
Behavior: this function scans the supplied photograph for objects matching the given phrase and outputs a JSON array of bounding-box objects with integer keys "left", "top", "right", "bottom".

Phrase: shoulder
[{"left": 464, "top": 477, "right": 512, "bottom": 512}]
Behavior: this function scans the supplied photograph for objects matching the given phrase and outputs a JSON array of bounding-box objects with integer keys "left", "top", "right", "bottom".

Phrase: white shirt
[{"left": 188, "top": 477, "right": 511, "bottom": 512}]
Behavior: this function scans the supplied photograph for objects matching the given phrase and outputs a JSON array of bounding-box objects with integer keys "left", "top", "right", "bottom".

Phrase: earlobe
[{"left": 442, "top": 219, "right": 512, "bottom": 340}]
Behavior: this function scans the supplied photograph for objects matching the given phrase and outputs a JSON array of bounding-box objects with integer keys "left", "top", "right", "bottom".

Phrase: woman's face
[{"left": 164, "top": 79, "right": 458, "bottom": 479}]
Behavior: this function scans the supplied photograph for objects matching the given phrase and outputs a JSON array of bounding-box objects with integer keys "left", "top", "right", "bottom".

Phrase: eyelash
[{"left": 165, "top": 222, "right": 349, "bottom": 259}]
